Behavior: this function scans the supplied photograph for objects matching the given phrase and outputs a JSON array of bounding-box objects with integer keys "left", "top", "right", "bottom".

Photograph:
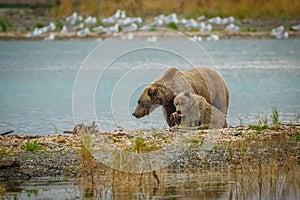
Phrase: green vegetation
[
  {"left": 238, "top": 117, "right": 243, "bottom": 127},
  {"left": 184, "top": 137, "right": 202, "bottom": 144},
  {"left": 0, "top": 18, "right": 12, "bottom": 32},
  {"left": 53, "top": 126, "right": 58, "bottom": 134},
  {"left": 296, "top": 113, "right": 300, "bottom": 123},
  {"left": 134, "top": 137, "right": 146, "bottom": 153},
  {"left": 55, "top": 20, "right": 64, "bottom": 31},
  {"left": 293, "top": 130, "right": 300, "bottom": 142},
  {"left": 248, "top": 116, "right": 268, "bottom": 133},
  {"left": 246, "top": 26, "right": 257, "bottom": 32},
  {"left": 25, "top": 140, "right": 41, "bottom": 152},
  {"left": 35, "top": 22, "right": 44, "bottom": 28},
  {"left": 0, "top": 148, "right": 6, "bottom": 158},
  {"left": 271, "top": 107, "right": 280, "bottom": 127},
  {"left": 82, "top": 131, "right": 93, "bottom": 153},
  {"left": 133, "top": 137, "right": 161, "bottom": 153},
  {"left": 0, "top": 184, "right": 6, "bottom": 194},
  {"left": 248, "top": 107, "right": 281, "bottom": 133},
  {"left": 167, "top": 22, "right": 178, "bottom": 30}
]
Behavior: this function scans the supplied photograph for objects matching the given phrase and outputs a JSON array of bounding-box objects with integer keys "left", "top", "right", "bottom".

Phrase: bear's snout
[
  {"left": 132, "top": 112, "right": 142, "bottom": 118},
  {"left": 176, "top": 110, "right": 182, "bottom": 114},
  {"left": 132, "top": 110, "right": 148, "bottom": 118}
]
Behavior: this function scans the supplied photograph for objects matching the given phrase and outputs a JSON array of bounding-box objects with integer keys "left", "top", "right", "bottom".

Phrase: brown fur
[
  {"left": 173, "top": 92, "right": 227, "bottom": 129},
  {"left": 132, "top": 67, "right": 229, "bottom": 127}
]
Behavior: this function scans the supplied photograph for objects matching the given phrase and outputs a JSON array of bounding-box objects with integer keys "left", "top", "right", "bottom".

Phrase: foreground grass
[{"left": 77, "top": 125, "right": 300, "bottom": 199}]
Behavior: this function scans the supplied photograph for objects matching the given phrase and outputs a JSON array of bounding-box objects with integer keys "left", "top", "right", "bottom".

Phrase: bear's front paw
[{"left": 170, "top": 112, "right": 179, "bottom": 120}]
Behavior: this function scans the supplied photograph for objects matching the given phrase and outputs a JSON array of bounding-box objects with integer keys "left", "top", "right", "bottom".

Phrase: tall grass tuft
[
  {"left": 25, "top": 140, "right": 41, "bottom": 152},
  {"left": 271, "top": 107, "right": 280, "bottom": 129}
]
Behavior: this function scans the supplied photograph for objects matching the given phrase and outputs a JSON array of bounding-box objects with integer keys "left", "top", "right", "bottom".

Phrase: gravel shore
[
  {"left": 1, "top": 30, "right": 300, "bottom": 41},
  {"left": 1, "top": 124, "right": 299, "bottom": 181}
]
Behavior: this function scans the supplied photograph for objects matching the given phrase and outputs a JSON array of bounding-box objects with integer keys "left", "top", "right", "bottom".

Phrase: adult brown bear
[{"left": 132, "top": 67, "right": 229, "bottom": 127}]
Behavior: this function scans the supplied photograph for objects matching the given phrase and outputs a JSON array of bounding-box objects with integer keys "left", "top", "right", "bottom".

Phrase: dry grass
[
  {"left": 76, "top": 126, "right": 300, "bottom": 199},
  {"left": 55, "top": 0, "right": 300, "bottom": 20}
]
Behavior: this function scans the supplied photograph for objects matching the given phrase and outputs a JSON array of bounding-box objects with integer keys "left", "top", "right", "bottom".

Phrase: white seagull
[{"left": 206, "top": 34, "right": 219, "bottom": 41}]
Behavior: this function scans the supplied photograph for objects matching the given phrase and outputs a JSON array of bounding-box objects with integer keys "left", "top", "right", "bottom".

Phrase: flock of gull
[{"left": 27, "top": 9, "right": 300, "bottom": 42}]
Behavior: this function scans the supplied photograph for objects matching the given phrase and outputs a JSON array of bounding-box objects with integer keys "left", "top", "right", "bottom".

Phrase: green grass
[
  {"left": 35, "top": 22, "right": 44, "bottom": 28},
  {"left": 53, "top": 126, "right": 58, "bottom": 134},
  {"left": 184, "top": 137, "right": 202, "bottom": 144},
  {"left": 0, "top": 184, "right": 6, "bottom": 194},
  {"left": 293, "top": 130, "right": 300, "bottom": 142},
  {"left": 55, "top": 20, "right": 64, "bottom": 31},
  {"left": 25, "top": 140, "right": 41, "bottom": 152},
  {"left": 0, "top": 18, "right": 12, "bottom": 32},
  {"left": 271, "top": 107, "right": 280, "bottom": 126},
  {"left": 248, "top": 116, "right": 268, "bottom": 134},
  {"left": 132, "top": 137, "right": 161, "bottom": 153},
  {"left": 0, "top": 148, "right": 6, "bottom": 158},
  {"left": 167, "top": 22, "right": 178, "bottom": 30},
  {"left": 238, "top": 117, "right": 243, "bottom": 127},
  {"left": 248, "top": 108, "right": 281, "bottom": 133}
]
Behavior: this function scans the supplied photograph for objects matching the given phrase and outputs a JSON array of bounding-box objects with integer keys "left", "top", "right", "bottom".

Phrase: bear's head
[
  {"left": 132, "top": 84, "right": 175, "bottom": 118},
  {"left": 173, "top": 91, "right": 197, "bottom": 117}
]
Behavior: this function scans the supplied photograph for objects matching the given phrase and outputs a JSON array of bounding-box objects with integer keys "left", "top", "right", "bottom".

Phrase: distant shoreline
[{"left": 1, "top": 30, "right": 300, "bottom": 41}]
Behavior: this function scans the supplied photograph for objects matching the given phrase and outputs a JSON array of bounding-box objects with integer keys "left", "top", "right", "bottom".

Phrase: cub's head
[
  {"left": 132, "top": 85, "right": 160, "bottom": 118},
  {"left": 173, "top": 91, "right": 195, "bottom": 116}
]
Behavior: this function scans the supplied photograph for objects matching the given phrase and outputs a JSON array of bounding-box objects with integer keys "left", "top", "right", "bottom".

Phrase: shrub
[
  {"left": 25, "top": 140, "right": 41, "bottom": 152},
  {"left": 167, "top": 22, "right": 178, "bottom": 30}
]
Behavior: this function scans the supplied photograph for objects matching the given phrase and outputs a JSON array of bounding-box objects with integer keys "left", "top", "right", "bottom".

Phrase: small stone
[{"left": 8, "top": 152, "right": 14, "bottom": 157}]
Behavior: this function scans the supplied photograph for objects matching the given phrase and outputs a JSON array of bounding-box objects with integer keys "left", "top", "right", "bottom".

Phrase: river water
[{"left": 0, "top": 39, "right": 299, "bottom": 135}]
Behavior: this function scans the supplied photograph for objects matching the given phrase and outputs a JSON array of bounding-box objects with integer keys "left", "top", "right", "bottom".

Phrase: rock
[{"left": 0, "top": 160, "right": 20, "bottom": 169}]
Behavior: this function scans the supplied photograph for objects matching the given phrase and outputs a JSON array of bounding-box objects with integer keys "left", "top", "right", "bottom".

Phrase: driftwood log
[
  {"left": 0, "top": 130, "right": 14, "bottom": 136},
  {"left": 64, "top": 121, "right": 98, "bottom": 135},
  {"left": 0, "top": 160, "right": 20, "bottom": 169}
]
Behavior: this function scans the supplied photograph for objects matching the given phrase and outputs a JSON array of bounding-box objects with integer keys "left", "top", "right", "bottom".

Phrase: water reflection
[{"left": 1, "top": 167, "right": 299, "bottom": 200}]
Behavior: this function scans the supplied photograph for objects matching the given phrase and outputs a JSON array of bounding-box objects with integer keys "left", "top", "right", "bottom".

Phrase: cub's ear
[
  {"left": 148, "top": 87, "right": 158, "bottom": 97},
  {"left": 172, "top": 92, "right": 177, "bottom": 99},
  {"left": 184, "top": 91, "right": 190, "bottom": 97}
]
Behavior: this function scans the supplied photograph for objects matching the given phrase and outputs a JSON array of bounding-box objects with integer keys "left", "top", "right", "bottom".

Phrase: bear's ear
[
  {"left": 184, "top": 91, "right": 190, "bottom": 97},
  {"left": 163, "top": 67, "right": 177, "bottom": 79},
  {"left": 148, "top": 87, "right": 158, "bottom": 97}
]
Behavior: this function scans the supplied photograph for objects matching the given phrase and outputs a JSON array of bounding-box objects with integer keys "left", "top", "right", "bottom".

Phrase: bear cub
[{"left": 171, "top": 91, "right": 227, "bottom": 129}]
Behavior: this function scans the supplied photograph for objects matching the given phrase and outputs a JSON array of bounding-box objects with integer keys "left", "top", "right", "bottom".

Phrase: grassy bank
[
  {"left": 55, "top": 0, "right": 300, "bottom": 20},
  {"left": 1, "top": 0, "right": 300, "bottom": 40}
]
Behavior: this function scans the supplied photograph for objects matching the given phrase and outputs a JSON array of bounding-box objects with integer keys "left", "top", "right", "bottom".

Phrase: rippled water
[{"left": 0, "top": 39, "right": 299, "bottom": 135}]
